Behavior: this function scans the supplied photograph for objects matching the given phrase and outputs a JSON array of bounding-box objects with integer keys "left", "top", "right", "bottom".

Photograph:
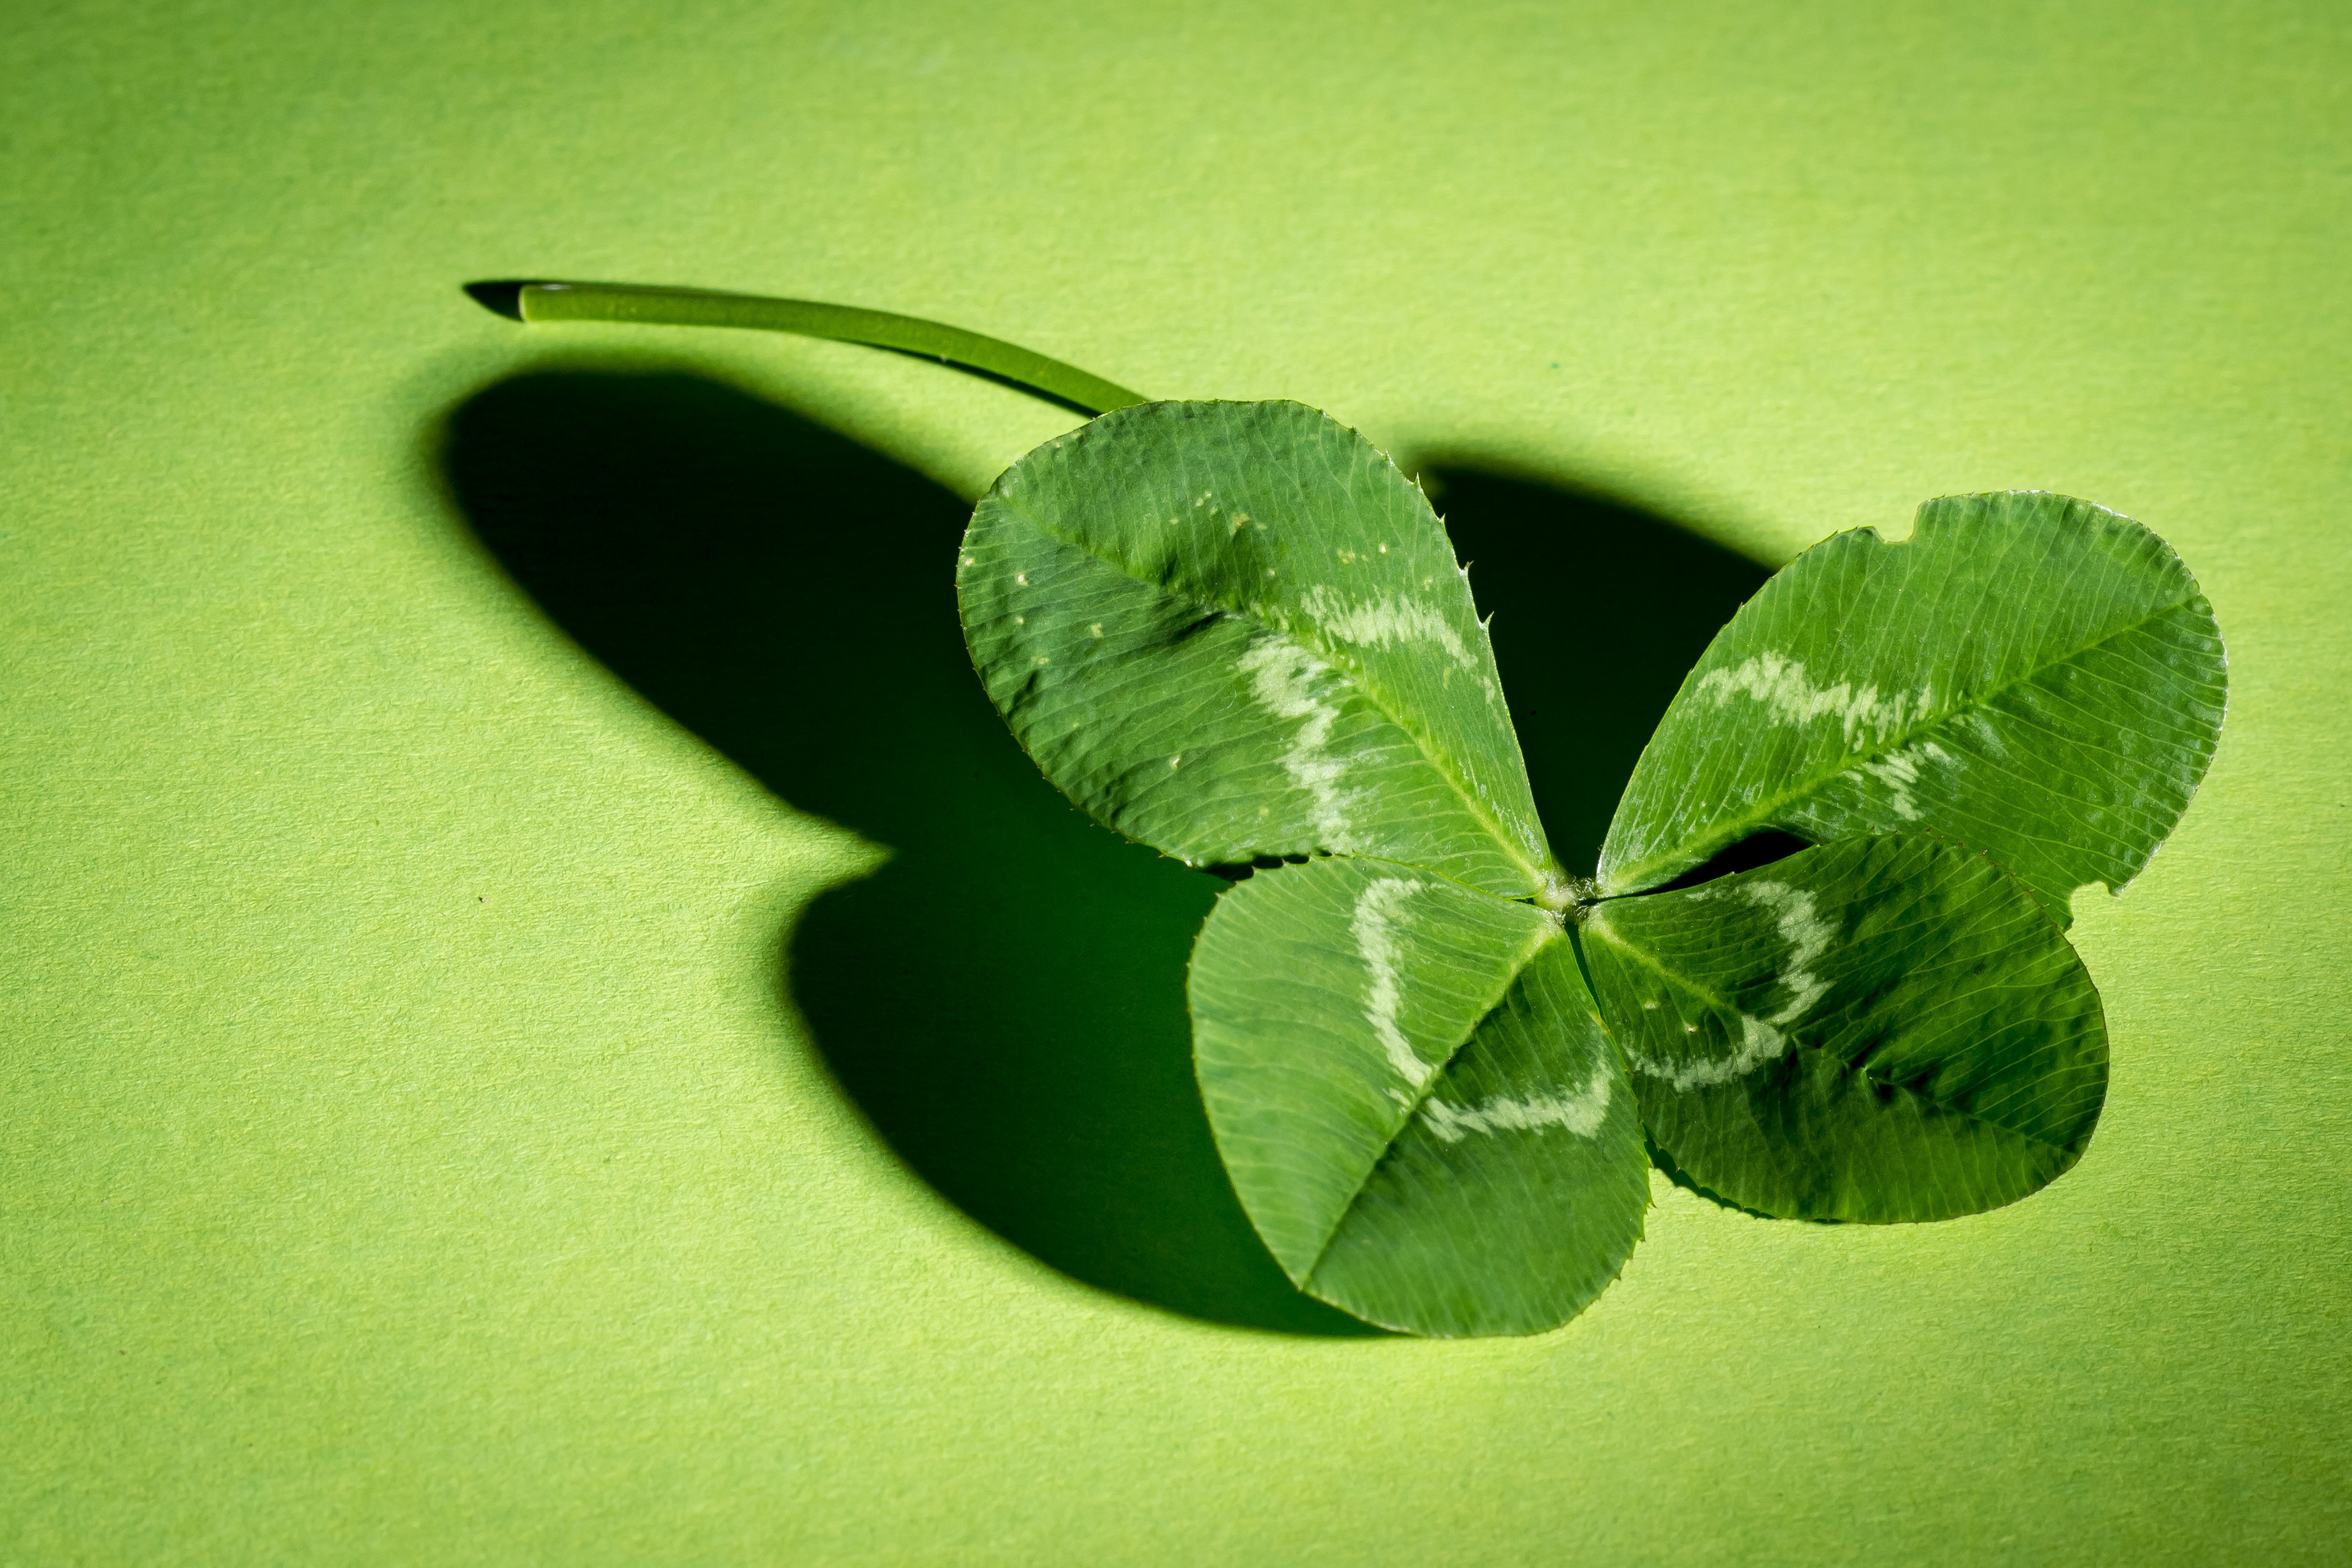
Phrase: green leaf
[
  {"left": 1597, "top": 492, "right": 2227, "bottom": 918},
  {"left": 1580, "top": 836, "right": 2107, "bottom": 1222},
  {"left": 1190, "top": 856, "right": 1650, "bottom": 1336},
  {"left": 958, "top": 401, "right": 1566, "bottom": 903}
]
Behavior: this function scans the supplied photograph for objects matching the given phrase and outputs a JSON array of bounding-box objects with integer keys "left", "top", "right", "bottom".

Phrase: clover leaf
[
  {"left": 1599, "top": 490, "right": 2228, "bottom": 916},
  {"left": 959, "top": 401, "right": 1564, "bottom": 904},
  {"left": 491, "top": 282, "right": 2227, "bottom": 1337},
  {"left": 1583, "top": 836, "right": 2109, "bottom": 1223},
  {"left": 1190, "top": 855, "right": 1644, "bottom": 1337}
]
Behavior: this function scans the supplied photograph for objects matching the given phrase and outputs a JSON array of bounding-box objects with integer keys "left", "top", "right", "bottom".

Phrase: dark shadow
[
  {"left": 1646, "top": 828, "right": 1813, "bottom": 893},
  {"left": 435, "top": 366, "right": 1374, "bottom": 1334},
  {"left": 463, "top": 281, "right": 527, "bottom": 321},
  {"left": 1415, "top": 462, "right": 1775, "bottom": 878},
  {"left": 433, "top": 382, "right": 1788, "bottom": 1325}
]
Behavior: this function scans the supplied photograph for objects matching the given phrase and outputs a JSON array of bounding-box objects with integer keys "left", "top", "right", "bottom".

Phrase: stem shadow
[{"left": 431, "top": 374, "right": 1778, "bottom": 1332}]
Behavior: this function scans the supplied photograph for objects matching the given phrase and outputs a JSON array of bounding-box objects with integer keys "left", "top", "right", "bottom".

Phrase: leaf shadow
[
  {"left": 431, "top": 373, "right": 1782, "bottom": 1335},
  {"left": 434, "top": 364, "right": 1374, "bottom": 1335}
]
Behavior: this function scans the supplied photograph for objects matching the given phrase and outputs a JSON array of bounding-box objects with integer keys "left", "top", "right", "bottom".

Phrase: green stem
[{"left": 511, "top": 281, "right": 1148, "bottom": 417}]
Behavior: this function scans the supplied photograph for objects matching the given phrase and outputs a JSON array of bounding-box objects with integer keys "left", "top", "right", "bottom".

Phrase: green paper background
[{"left": 6, "top": 0, "right": 2348, "bottom": 1559}]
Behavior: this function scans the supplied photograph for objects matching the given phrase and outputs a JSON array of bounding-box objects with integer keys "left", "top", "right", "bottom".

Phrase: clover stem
[{"left": 505, "top": 281, "right": 1148, "bottom": 417}]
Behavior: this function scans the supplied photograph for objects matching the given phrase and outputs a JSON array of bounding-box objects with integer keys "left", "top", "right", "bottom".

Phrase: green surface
[{"left": 5, "top": 0, "right": 2349, "bottom": 1560}]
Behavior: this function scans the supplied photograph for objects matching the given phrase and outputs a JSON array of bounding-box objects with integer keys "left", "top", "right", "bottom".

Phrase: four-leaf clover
[
  {"left": 959, "top": 402, "right": 2223, "bottom": 1336},
  {"left": 495, "top": 283, "right": 2228, "bottom": 1337}
]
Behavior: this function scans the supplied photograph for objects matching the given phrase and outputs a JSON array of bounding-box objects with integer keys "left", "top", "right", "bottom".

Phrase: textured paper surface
[{"left": 5, "top": 1, "right": 2348, "bottom": 1560}]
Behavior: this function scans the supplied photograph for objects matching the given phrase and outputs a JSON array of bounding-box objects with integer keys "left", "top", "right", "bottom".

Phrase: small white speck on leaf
[{"left": 1015, "top": 573, "right": 1028, "bottom": 586}]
